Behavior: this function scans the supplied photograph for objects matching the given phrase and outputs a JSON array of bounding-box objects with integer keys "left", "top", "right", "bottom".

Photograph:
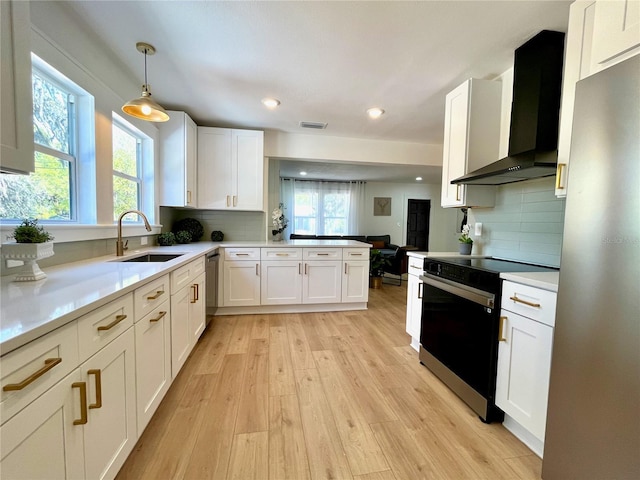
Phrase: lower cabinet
[
  {"left": 135, "top": 301, "right": 171, "bottom": 434},
  {"left": 0, "top": 329, "right": 137, "bottom": 480},
  {"left": 342, "top": 260, "right": 369, "bottom": 303},
  {"left": 496, "top": 280, "right": 557, "bottom": 456},
  {"left": 405, "top": 258, "right": 423, "bottom": 351},
  {"left": 302, "top": 260, "right": 342, "bottom": 304},
  {"left": 261, "top": 260, "right": 303, "bottom": 305},
  {"left": 170, "top": 269, "right": 206, "bottom": 378},
  {"left": 223, "top": 260, "right": 261, "bottom": 307}
]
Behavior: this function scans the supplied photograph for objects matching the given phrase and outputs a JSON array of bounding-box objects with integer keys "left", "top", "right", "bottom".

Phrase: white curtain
[{"left": 280, "top": 178, "right": 365, "bottom": 235}]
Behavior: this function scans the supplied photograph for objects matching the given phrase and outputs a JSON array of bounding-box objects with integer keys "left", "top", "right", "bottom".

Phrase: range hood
[{"left": 452, "top": 30, "right": 565, "bottom": 186}]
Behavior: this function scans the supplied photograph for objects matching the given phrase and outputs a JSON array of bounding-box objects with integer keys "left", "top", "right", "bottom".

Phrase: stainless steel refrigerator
[{"left": 542, "top": 55, "right": 640, "bottom": 478}]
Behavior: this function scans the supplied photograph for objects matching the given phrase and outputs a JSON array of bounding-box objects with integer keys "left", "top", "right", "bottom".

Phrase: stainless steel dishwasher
[{"left": 205, "top": 252, "right": 219, "bottom": 321}]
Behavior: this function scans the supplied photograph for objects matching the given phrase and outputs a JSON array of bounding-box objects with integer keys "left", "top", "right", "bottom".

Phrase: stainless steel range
[{"left": 419, "top": 257, "right": 557, "bottom": 423}]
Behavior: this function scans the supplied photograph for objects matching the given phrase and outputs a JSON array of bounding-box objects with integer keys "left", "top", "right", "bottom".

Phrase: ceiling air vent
[{"left": 299, "top": 121, "right": 327, "bottom": 129}]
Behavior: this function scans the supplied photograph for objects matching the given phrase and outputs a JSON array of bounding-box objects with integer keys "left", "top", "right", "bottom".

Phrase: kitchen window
[
  {"left": 112, "top": 117, "right": 146, "bottom": 222},
  {"left": 281, "top": 178, "right": 365, "bottom": 235},
  {"left": 0, "top": 63, "right": 81, "bottom": 221}
]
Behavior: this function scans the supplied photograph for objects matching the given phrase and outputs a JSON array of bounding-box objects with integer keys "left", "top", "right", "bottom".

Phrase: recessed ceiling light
[
  {"left": 367, "top": 107, "right": 385, "bottom": 119},
  {"left": 262, "top": 97, "right": 280, "bottom": 109},
  {"left": 300, "top": 171, "right": 307, "bottom": 176},
  {"left": 416, "top": 176, "right": 423, "bottom": 181}
]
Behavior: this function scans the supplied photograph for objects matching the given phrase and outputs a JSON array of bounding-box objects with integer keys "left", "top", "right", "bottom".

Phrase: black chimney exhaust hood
[{"left": 452, "top": 30, "right": 565, "bottom": 186}]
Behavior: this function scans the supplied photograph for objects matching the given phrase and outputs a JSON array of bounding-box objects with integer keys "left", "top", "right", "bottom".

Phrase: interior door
[{"left": 406, "top": 199, "right": 430, "bottom": 250}]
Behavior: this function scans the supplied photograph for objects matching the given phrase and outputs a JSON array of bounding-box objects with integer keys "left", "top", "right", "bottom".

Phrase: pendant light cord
[{"left": 144, "top": 48, "right": 148, "bottom": 87}]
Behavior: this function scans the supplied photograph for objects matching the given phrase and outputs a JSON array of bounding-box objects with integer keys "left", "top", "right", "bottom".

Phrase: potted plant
[
  {"left": 369, "top": 249, "right": 390, "bottom": 289},
  {"left": 458, "top": 224, "right": 473, "bottom": 255},
  {"left": 2, "top": 219, "right": 55, "bottom": 281}
]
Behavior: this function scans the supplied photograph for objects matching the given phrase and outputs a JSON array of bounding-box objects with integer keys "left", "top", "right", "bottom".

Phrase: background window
[
  {"left": 0, "top": 68, "right": 77, "bottom": 220},
  {"left": 112, "top": 119, "right": 143, "bottom": 222}
]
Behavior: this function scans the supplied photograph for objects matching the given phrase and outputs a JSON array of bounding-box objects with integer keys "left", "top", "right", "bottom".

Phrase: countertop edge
[{"left": 500, "top": 272, "right": 559, "bottom": 292}]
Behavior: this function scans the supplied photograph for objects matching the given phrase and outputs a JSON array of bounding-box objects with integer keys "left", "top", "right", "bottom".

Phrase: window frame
[{"left": 112, "top": 116, "right": 144, "bottom": 221}]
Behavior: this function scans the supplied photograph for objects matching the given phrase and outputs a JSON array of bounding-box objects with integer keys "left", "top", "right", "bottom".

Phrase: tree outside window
[
  {"left": 0, "top": 69, "right": 76, "bottom": 220},
  {"left": 112, "top": 121, "right": 142, "bottom": 222}
]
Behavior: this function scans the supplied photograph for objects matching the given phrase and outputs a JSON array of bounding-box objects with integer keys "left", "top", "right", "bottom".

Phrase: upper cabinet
[
  {"left": 197, "top": 127, "right": 264, "bottom": 211},
  {"left": 1, "top": 0, "right": 34, "bottom": 174},
  {"left": 441, "top": 79, "right": 501, "bottom": 208},
  {"left": 556, "top": 0, "right": 640, "bottom": 196},
  {"left": 158, "top": 111, "right": 198, "bottom": 207}
]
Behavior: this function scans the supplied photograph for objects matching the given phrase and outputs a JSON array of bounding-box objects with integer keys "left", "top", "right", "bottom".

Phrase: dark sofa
[{"left": 288, "top": 233, "right": 408, "bottom": 284}]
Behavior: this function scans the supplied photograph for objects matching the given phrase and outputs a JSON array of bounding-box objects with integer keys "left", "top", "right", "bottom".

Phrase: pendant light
[{"left": 122, "top": 42, "right": 169, "bottom": 122}]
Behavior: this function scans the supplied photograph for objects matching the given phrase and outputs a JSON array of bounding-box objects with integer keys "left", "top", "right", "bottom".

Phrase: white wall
[{"left": 363, "top": 182, "right": 458, "bottom": 251}]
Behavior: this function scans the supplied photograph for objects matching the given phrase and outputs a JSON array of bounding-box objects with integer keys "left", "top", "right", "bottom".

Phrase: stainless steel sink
[{"left": 116, "top": 253, "right": 184, "bottom": 263}]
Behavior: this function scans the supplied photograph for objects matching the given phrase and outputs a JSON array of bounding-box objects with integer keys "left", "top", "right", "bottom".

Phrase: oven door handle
[{"left": 420, "top": 274, "right": 495, "bottom": 308}]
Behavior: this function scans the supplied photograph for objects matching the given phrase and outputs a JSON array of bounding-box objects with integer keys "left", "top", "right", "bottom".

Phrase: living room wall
[{"left": 363, "top": 182, "right": 459, "bottom": 251}]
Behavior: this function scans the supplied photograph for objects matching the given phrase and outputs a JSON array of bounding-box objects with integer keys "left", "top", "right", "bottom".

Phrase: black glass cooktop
[{"left": 433, "top": 257, "right": 558, "bottom": 274}]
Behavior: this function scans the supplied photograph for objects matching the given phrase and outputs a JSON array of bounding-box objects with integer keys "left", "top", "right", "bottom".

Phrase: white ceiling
[{"left": 61, "top": 0, "right": 571, "bottom": 182}]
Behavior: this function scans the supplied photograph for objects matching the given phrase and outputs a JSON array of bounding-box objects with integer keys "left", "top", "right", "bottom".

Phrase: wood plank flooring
[{"left": 117, "top": 283, "right": 542, "bottom": 480}]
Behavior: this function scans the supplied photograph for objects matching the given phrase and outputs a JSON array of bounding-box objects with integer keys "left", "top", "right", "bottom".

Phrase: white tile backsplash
[{"left": 469, "top": 177, "right": 565, "bottom": 267}]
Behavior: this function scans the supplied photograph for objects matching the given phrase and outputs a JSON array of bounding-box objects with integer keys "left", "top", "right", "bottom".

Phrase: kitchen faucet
[{"left": 116, "top": 209, "right": 152, "bottom": 256}]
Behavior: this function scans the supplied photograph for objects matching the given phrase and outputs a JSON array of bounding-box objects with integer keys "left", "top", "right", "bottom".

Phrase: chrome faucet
[{"left": 116, "top": 209, "right": 152, "bottom": 256}]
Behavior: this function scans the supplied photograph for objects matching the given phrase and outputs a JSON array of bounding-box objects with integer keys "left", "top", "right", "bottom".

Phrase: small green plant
[
  {"left": 458, "top": 224, "right": 473, "bottom": 244},
  {"left": 370, "top": 249, "right": 390, "bottom": 277},
  {"left": 175, "top": 231, "right": 192, "bottom": 244},
  {"left": 7, "top": 219, "right": 54, "bottom": 243},
  {"left": 157, "top": 232, "right": 176, "bottom": 246}
]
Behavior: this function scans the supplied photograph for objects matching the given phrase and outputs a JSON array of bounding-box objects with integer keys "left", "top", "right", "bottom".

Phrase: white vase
[
  {"left": 1, "top": 242, "right": 55, "bottom": 281},
  {"left": 272, "top": 232, "right": 283, "bottom": 242},
  {"left": 458, "top": 242, "right": 472, "bottom": 255}
]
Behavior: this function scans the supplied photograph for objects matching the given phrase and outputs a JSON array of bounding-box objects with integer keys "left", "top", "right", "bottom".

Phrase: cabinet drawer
[
  {"left": 343, "top": 248, "right": 369, "bottom": 260},
  {"left": 408, "top": 256, "right": 424, "bottom": 275},
  {"left": 77, "top": 294, "right": 134, "bottom": 362},
  {"left": 1, "top": 321, "right": 79, "bottom": 425},
  {"left": 501, "top": 280, "right": 557, "bottom": 327},
  {"left": 171, "top": 257, "right": 205, "bottom": 292},
  {"left": 224, "top": 247, "right": 261, "bottom": 261},
  {"left": 261, "top": 247, "right": 302, "bottom": 260},
  {"left": 134, "top": 274, "right": 170, "bottom": 321},
  {"left": 303, "top": 248, "right": 342, "bottom": 260}
]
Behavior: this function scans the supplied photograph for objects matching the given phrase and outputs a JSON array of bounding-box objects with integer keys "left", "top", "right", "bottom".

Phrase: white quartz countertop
[
  {"left": 500, "top": 271, "right": 560, "bottom": 292},
  {"left": 0, "top": 239, "right": 370, "bottom": 355}
]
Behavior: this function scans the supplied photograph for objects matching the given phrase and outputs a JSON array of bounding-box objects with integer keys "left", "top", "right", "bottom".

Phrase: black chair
[{"left": 381, "top": 246, "right": 408, "bottom": 286}]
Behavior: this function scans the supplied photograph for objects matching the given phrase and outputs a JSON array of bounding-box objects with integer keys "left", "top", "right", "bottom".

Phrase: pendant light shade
[{"left": 122, "top": 42, "right": 169, "bottom": 122}]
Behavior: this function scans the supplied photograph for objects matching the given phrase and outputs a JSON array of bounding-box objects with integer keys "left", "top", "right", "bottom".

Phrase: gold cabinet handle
[
  {"left": 418, "top": 282, "right": 423, "bottom": 299},
  {"left": 498, "top": 316, "right": 507, "bottom": 342},
  {"left": 304, "top": 263, "right": 308, "bottom": 275},
  {"left": 187, "top": 190, "right": 192, "bottom": 204},
  {"left": 555, "top": 163, "right": 566, "bottom": 190},
  {"left": 256, "top": 263, "right": 260, "bottom": 276},
  {"left": 351, "top": 253, "right": 363, "bottom": 256},
  {"left": 455, "top": 184, "right": 461, "bottom": 202},
  {"left": 233, "top": 196, "right": 237, "bottom": 207},
  {"left": 72, "top": 382, "right": 88, "bottom": 425},
  {"left": 97, "top": 314, "right": 127, "bottom": 331},
  {"left": 298, "top": 263, "right": 302, "bottom": 275},
  {"left": 191, "top": 284, "right": 197, "bottom": 303},
  {"left": 509, "top": 295, "right": 541, "bottom": 308},
  {"left": 317, "top": 253, "right": 329, "bottom": 256},
  {"left": 3, "top": 357, "right": 62, "bottom": 391},
  {"left": 226, "top": 195, "right": 231, "bottom": 207},
  {"left": 344, "top": 262, "right": 348, "bottom": 275},
  {"left": 236, "top": 253, "right": 250, "bottom": 256},
  {"left": 150, "top": 311, "right": 167, "bottom": 323},
  {"left": 276, "top": 253, "right": 288, "bottom": 256},
  {"left": 88, "top": 369, "right": 102, "bottom": 409},
  {"left": 147, "top": 290, "right": 165, "bottom": 300}
]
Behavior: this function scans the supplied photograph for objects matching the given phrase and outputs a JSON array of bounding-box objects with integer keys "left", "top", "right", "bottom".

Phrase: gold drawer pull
[
  {"left": 351, "top": 253, "right": 363, "bottom": 256},
  {"left": 236, "top": 253, "right": 250, "bottom": 256},
  {"left": 97, "top": 314, "right": 127, "bottom": 331},
  {"left": 555, "top": 163, "right": 566, "bottom": 190},
  {"left": 276, "top": 253, "right": 288, "bottom": 256},
  {"left": 88, "top": 369, "right": 102, "bottom": 409},
  {"left": 72, "top": 382, "right": 88, "bottom": 425},
  {"left": 509, "top": 295, "right": 541, "bottom": 308},
  {"left": 317, "top": 253, "right": 329, "bottom": 256},
  {"left": 498, "top": 316, "right": 507, "bottom": 342},
  {"left": 150, "top": 311, "right": 167, "bottom": 323},
  {"left": 3, "top": 357, "right": 62, "bottom": 391},
  {"left": 191, "top": 285, "right": 197, "bottom": 303},
  {"left": 147, "top": 290, "right": 165, "bottom": 300}
]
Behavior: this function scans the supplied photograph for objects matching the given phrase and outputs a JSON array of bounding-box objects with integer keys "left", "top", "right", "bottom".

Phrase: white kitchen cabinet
[
  {"left": 440, "top": 78, "right": 501, "bottom": 208},
  {"left": 556, "top": 0, "right": 640, "bottom": 196},
  {"left": 222, "top": 260, "right": 261, "bottom": 307},
  {"left": 170, "top": 259, "right": 207, "bottom": 378},
  {"left": 0, "top": 0, "right": 34, "bottom": 174},
  {"left": 405, "top": 256, "right": 423, "bottom": 351},
  {"left": 134, "top": 301, "right": 171, "bottom": 435},
  {"left": 0, "top": 369, "right": 85, "bottom": 479},
  {"left": 261, "top": 260, "right": 303, "bottom": 305},
  {"left": 79, "top": 328, "right": 136, "bottom": 480},
  {"left": 342, "top": 248, "right": 370, "bottom": 304},
  {"left": 158, "top": 111, "right": 198, "bottom": 207},
  {"left": 496, "top": 280, "right": 557, "bottom": 457},
  {"left": 591, "top": 0, "right": 640, "bottom": 73},
  {"left": 303, "top": 260, "right": 342, "bottom": 304},
  {"left": 197, "top": 127, "right": 265, "bottom": 211}
]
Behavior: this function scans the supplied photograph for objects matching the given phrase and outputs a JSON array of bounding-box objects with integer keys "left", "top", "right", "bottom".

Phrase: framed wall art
[{"left": 373, "top": 197, "right": 391, "bottom": 216}]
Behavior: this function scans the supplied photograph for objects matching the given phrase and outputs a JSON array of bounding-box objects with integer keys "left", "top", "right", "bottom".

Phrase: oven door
[{"left": 419, "top": 274, "right": 502, "bottom": 421}]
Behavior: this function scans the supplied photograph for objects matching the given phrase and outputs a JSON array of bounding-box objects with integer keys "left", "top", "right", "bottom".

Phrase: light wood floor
[{"left": 116, "top": 282, "right": 542, "bottom": 480}]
